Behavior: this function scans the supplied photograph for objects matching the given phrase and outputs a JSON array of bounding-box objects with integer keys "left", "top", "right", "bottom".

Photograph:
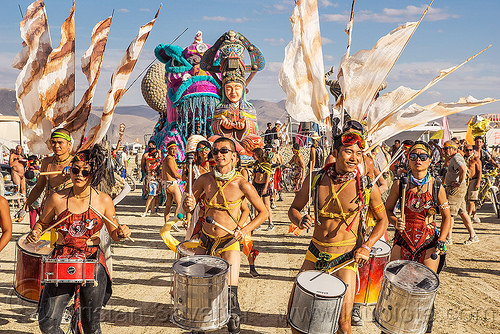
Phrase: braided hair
[{"left": 72, "top": 144, "right": 108, "bottom": 187}]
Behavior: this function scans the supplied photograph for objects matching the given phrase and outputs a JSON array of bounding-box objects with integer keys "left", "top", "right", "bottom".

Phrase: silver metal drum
[
  {"left": 176, "top": 239, "right": 198, "bottom": 259},
  {"left": 171, "top": 255, "right": 230, "bottom": 331},
  {"left": 374, "top": 260, "right": 440, "bottom": 334},
  {"left": 288, "top": 271, "right": 347, "bottom": 334}
]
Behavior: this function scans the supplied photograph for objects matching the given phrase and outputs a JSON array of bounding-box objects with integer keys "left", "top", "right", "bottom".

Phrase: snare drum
[
  {"left": 176, "top": 239, "right": 198, "bottom": 259},
  {"left": 355, "top": 240, "right": 391, "bottom": 305},
  {"left": 14, "top": 233, "right": 52, "bottom": 302},
  {"left": 171, "top": 255, "right": 230, "bottom": 331},
  {"left": 288, "top": 271, "right": 347, "bottom": 334},
  {"left": 41, "top": 257, "right": 98, "bottom": 285},
  {"left": 374, "top": 260, "right": 440, "bottom": 334}
]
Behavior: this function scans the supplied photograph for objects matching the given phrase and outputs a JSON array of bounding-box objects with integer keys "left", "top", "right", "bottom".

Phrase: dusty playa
[{"left": 0, "top": 189, "right": 499, "bottom": 334}]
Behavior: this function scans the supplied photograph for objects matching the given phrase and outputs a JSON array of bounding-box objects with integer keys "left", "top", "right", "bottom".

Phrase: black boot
[{"left": 227, "top": 286, "right": 241, "bottom": 334}]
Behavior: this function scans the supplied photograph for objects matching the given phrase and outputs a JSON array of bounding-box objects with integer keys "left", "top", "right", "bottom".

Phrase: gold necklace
[{"left": 54, "top": 154, "right": 72, "bottom": 165}]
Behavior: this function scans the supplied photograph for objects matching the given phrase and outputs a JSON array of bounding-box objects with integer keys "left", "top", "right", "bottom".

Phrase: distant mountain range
[{"left": 0, "top": 87, "right": 473, "bottom": 146}]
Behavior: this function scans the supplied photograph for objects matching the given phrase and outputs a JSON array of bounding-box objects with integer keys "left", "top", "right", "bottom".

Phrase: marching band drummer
[
  {"left": 288, "top": 130, "right": 388, "bottom": 334},
  {"left": 27, "top": 144, "right": 131, "bottom": 334},
  {"left": 16, "top": 128, "right": 75, "bottom": 222},
  {"left": 384, "top": 141, "right": 451, "bottom": 334},
  {"left": 183, "top": 137, "right": 268, "bottom": 334}
]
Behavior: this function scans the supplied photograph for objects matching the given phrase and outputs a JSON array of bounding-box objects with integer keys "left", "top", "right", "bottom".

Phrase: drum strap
[{"left": 308, "top": 241, "right": 355, "bottom": 271}]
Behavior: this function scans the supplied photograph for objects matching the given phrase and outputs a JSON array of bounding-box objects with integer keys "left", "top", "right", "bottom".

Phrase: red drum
[
  {"left": 42, "top": 257, "right": 98, "bottom": 285},
  {"left": 14, "top": 233, "right": 53, "bottom": 303},
  {"left": 354, "top": 240, "right": 391, "bottom": 305}
]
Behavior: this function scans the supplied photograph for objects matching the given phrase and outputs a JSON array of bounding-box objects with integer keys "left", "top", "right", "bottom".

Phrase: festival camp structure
[
  {"left": 13, "top": 0, "right": 161, "bottom": 154},
  {"left": 282, "top": 0, "right": 498, "bottom": 148}
]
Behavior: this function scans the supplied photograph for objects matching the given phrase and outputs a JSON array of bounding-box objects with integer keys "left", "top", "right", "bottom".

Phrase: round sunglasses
[{"left": 71, "top": 167, "right": 91, "bottom": 177}]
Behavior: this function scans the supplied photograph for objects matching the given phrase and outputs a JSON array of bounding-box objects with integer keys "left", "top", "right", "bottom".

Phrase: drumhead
[
  {"left": 384, "top": 260, "right": 440, "bottom": 293},
  {"left": 172, "top": 255, "right": 229, "bottom": 278},
  {"left": 296, "top": 271, "right": 347, "bottom": 298},
  {"left": 17, "top": 233, "right": 52, "bottom": 256},
  {"left": 370, "top": 240, "right": 391, "bottom": 257}
]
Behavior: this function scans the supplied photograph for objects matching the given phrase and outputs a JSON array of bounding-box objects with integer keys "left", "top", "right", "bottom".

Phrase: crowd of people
[{"left": 0, "top": 120, "right": 498, "bottom": 334}]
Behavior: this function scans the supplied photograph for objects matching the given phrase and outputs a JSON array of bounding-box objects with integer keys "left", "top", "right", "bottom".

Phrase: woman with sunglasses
[
  {"left": 27, "top": 145, "right": 131, "bottom": 334},
  {"left": 385, "top": 141, "right": 451, "bottom": 333}
]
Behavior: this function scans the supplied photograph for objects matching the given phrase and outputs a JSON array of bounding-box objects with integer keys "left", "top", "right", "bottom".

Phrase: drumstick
[
  {"left": 306, "top": 157, "right": 315, "bottom": 230},
  {"left": 330, "top": 259, "right": 356, "bottom": 274},
  {"left": 206, "top": 216, "right": 234, "bottom": 235},
  {"left": 400, "top": 176, "right": 409, "bottom": 228},
  {"left": 89, "top": 205, "right": 135, "bottom": 242},
  {"left": 40, "top": 214, "right": 73, "bottom": 235}
]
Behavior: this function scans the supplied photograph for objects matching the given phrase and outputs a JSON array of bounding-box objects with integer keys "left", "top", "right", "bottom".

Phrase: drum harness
[{"left": 309, "top": 163, "right": 373, "bottom": 286}]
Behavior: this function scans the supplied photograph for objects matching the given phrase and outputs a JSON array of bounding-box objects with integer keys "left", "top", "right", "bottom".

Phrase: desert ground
[{"left": 1, "top": 175, "right": 499, "bottom": 334}]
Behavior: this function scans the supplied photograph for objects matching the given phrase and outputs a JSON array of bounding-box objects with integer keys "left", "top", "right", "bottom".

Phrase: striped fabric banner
[
  {"left": 40, "top": 0, "right": 75, "bottom": 125},
  {"left": 15, "top": 0, "right": 52, "bottom": 148},
  {"left": 62, "top": 16, "right": 113, "bottom": 150},
  {"left": 279, "top": 0, "right": 330, "bottom": 123},
  {"left": 82, "top": 5, "right": 162, "bottom": 150}
]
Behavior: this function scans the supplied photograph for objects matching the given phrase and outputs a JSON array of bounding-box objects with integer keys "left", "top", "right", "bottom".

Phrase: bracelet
[{"left": 361, "top": 244, "right": 371, "bottom": 252}]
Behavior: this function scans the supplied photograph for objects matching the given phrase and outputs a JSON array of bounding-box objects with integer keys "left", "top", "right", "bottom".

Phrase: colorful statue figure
[
  {"left": 144, "top": 31, "right": 221, "bottom": 158},
  {"left": 201, "top": 30, "right": 265, "bottom": 155}
]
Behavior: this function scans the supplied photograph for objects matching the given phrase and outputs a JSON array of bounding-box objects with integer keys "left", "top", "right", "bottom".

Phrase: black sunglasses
[
  {"left": 342, "top": 120, "right": 364, "bottom": 133},
  {"left": 212, "top": 148, "right": 233, "bottom": 155},
  {"left": 71, "top": 167, "right": 91, "bottom": 177},
  {"left": 465, "top": 149, "right": 473, "bottom": 152},
  {"left": 409, "top": 153, "right": 430, "bottom": 161}
]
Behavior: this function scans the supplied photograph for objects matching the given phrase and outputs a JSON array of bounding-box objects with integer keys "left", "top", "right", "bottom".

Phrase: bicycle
[
  {"left": 476, "top": 168, "right": 500, "bottom": 218},
  {"left": 279, "top": 166, "right": 294, "bottom": 193}
]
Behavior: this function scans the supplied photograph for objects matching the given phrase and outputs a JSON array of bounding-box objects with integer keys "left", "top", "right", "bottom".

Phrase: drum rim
[
  {"left": 383, "top": 259, "right": 440, "bottom": 294},
  {"left": 16, "top": 233, "right": 52, "bottom": 257},
  {"left": 171, "top": 312, "right": 230, "bottom": 331},
  {"left": 172, "top": 255, "right": 230, "bottom": 278},
  {"left": 295, "top": 270, "right": 348, "bottom": 298},
  {"left": 370, "top": 240, "right": 392, "bottom": 258}
]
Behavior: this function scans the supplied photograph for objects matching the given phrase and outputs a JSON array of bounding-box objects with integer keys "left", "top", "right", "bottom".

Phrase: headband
[
  {"left": 167, "top": 142, "right": 177, "bottom": 149},
  {"left": 443, "top": 141, "right": 458, "bottom": 149},
  {"left": 409, "top": 143, "right": 431, "bottom": 155},
  {"left": 51, "top": 131, "right": 72, "bottom": 142}
]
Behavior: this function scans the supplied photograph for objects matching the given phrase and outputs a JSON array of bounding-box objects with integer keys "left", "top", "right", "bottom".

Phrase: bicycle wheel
[
  {"left": 125, "top": 175, "right": 136, "bottom": 192},
  {"left": 491, "top": 188, "right": 500, "bottom": 219}
]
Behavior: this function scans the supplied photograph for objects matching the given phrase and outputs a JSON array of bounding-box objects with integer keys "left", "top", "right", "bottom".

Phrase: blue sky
[{"left": 1, "top": 0, "right": 499, "bottom": 115}]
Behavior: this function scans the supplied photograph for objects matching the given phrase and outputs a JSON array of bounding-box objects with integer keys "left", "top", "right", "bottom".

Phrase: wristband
[{"left": 361, "top": 244, "right": 371, "bottom": 252}]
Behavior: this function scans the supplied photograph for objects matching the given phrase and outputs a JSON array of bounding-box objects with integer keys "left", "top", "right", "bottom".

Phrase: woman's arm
[{"left": 0, "top": 196, "right": 12, "bottom": 252}]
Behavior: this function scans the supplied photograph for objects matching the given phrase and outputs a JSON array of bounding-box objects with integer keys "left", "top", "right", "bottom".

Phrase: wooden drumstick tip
[{"left": 89, "top": 205, "right": 135, "bottom": 242}]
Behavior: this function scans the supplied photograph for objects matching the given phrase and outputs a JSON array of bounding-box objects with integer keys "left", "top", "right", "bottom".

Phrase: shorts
[
  {"left": 304, "top": 241, "right": 358, "bottom": 273},
  {"left": 253, "top": 181, "right": 272, "bottom": 197},
  {"left": 466, "top": 178, "right": 479, "bottom": 201},
  {"left": 148, "top": 180, "right": 159, "bottom": 196},
  {"left": 446, "top": 183, "right": 467, "bottom": 217}
]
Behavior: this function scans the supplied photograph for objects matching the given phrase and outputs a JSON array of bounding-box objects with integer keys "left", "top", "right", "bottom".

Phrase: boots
[{"left": 228, "top": 286, "right": 241, "bottom": 333}]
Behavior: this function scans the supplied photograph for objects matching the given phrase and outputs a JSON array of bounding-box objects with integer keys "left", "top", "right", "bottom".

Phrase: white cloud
[
  {"left": 264, "top": 38, "right": 286, "bottom": 46},
  {"left": 322, "top": 5, "right": 459, "bottom": 24},
  {"left": 139, "top": 8, "right": 151, "bottom": 12},
  {"left": 319, "top": 0, "right": 338, "bottom": 8},
  {"left": 322, "top": 14, "right": 349, "bottom": 22},
  {"left": 324, "top": 54, "right": 335, "bottom": 62},
  {"left": 202, "top": 16, "right": 248, "bottom": 23},
  {"left": 321, "top": 36, "right": 334, "bottom": 45},
  {"left": 117, "top": 8, "right": 130, "bottom": 13}
]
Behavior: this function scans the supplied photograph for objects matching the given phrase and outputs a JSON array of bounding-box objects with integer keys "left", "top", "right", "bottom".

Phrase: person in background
[
  {"left": 443, "top": 141, "right": 479, "bottom": 245},
  {"left": 252, "top": 147, "right": 274, "bottom": 231},
  {"left": 474, "top": 136, "right": 498, "bottom": 170},
  {"left": 141, "top": 144, "right": 161, "bottom": 217},
  {"left": 263, "top": 122, "right": 274, "bottom": 146},
  {"left": 9, "top": 145, "right": 27, "bottom": 204},
  {"left": 287, "top": 143, "right": 305, "bottom": 193},
  {"left": 309, "top": 132, "right": 324, "bottom": 172},
  {"left": 162, "top": 141, "right": 183, "bottom": 222},
  {"left": 464, "top": 144, "right": 482, "bottom": 224}
]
